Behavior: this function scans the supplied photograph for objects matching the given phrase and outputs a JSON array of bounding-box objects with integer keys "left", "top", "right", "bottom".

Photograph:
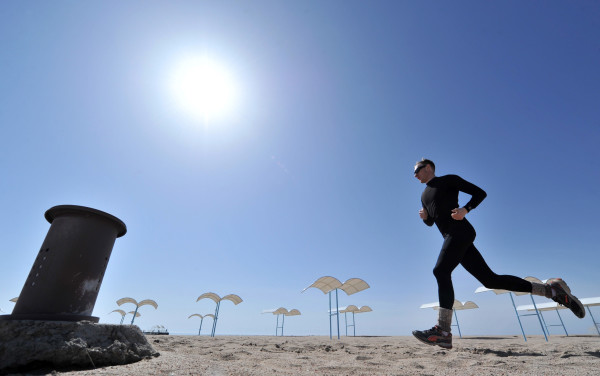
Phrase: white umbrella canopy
[
  {"left": 420, "top": 299, "right": 479, "bottom": 311},
  {"left": 342, "top": 305, "right": 359, "bottom": 313},
  {"left": 517, "top": 302, "right": 567, "bottom": 312},
  {"left": 188, "top": 313, "right": 216, "bottom": 319},
  {"left": 330, "top": 305, "right": 372, "bottom": 314},
  {"left": 196, "top": 292, "right": 221, "bottom": 303},
  {"left": 117, "top": 297, "right": 138, "bottom": 306},
  {"left": 303, "top": 276, "right": 370, "bottom": 295},
  {"left": 302, "top": 276, "right": 343, "bottom": 294},
  {"left": 222, "top": 294, "right": 243, "bottom": 305},
  {"left": 117, "top": 297, "right": 158, "bottom": 309},
  {"left": 196, "top": 293, "right": 242, "bottom": 305},
  {"left": 340, "top": 278, "right": 370, "bottom": 295},
  {"left": 110, "top": 309, "right": 126, "bottom": 317},
  {"left": 138, "top": 299, "right": 158, "bottom": 309},
  {"left": 263, "top": 307, "right": 288, "bottom": 315},
  {"left": 263, "top": 307, "right": 301, "bottom": 316},
  {"left": 580, "top": 297, "right": 600, "bottom": 307}
]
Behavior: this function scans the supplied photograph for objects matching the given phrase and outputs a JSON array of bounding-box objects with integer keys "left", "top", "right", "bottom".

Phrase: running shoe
[
  {"left": 546, "top": 278, "right": 585, "bottom": 319},
  {"left": 412, "top": 325, "right": 452, "bottom": 349}
]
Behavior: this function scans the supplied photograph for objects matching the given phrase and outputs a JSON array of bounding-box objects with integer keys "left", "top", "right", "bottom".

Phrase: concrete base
[{"left": 0, "top": 320, "right": 159, "bottom": 374}]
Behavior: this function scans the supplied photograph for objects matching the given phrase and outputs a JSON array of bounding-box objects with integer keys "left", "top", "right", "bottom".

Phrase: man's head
[{"left": 414, "top": 158, "right": 435, "bottom": 183}]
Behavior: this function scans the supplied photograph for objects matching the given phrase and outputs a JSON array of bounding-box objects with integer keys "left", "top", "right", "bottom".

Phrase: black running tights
[{"left": 433, "top": 233, "right": 532, "bottom": 310}]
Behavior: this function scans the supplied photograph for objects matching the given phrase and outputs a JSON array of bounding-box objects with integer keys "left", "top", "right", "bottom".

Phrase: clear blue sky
[{"left": 1, "top": 1, "right": 599, "bottom": 336}]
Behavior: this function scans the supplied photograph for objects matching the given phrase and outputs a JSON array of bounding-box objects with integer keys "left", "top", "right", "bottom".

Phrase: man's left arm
[{"left": 450, "top": 175, "right": 487, "bottom": 220}]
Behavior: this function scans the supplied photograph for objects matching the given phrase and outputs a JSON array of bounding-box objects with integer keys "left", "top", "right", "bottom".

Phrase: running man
[{"left": 411, "top": 159, "right": 585, "bottom": 349}]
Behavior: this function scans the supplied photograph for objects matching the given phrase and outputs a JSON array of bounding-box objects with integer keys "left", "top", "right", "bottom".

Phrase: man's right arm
[{"left": 420, "top": 206, "right": 435, "bottom": 226}]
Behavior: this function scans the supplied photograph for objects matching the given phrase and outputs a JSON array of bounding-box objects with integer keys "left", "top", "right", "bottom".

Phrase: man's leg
[
  {"left": 460, "top": 245, "right": 585, "bottom": 318},
  {"left": 413, "top": 234, "right": 470, "bottom": 349},
  {"left": 460, "top": 244, "right": 531, "bottom": 293},
  {"left": 433, "top": 234, "right": 471, "bottom": 310}
]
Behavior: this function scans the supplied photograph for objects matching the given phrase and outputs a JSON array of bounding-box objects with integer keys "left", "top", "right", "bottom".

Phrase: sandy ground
[{"left": 54, "top": 334, "right": 599, "bottom": 376}]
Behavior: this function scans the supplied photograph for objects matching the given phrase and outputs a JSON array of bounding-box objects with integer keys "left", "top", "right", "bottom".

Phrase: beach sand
[{"left": 56, "top": 334, "right": 599, "bottom": 376}]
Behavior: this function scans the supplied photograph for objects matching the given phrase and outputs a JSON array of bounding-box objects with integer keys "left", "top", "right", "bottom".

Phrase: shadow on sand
[{"left": 459, "top": 347, "right": 546, "bottom": 357}]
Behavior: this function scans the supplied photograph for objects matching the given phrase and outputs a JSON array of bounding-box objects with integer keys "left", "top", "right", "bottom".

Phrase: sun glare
[{"left": 169, "top": 56, "right": 237, "bottom": 122}]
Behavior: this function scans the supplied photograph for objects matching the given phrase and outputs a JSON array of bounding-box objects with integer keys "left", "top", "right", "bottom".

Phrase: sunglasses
[{"left": 414, "top": 164, "right": 427, "bottom": 174}]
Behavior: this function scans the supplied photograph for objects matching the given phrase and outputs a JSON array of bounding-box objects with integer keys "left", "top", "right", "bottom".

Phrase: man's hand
[
  {"left": 419, "top": 208, "right": 428, "bottom": 220},
  {"left": 451, "top": 207, "right": 468, "bottom": 220}
]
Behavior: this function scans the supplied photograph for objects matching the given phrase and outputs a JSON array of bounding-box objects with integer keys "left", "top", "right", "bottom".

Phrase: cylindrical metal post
[
  {"left": 1, "top": 205, "right": 126, "bottom": 323},
  {"left": 131, "top": 306, "right": 139, "bottom": 325},
  {"left": 344, "top": 312, "right": 348, "bottom": 337},
  {"left": 328, "top": 291, "right": 332, "bottom": 339},
  {"left": 453, "top": 309, "right": 462, "bottom": 338},
  {"left": 509, "top": 293, "right": 527, "bottom": 342},
  {"left": 211, "top": 301, "right": 220, "bottom": 337},
  {"left": 335, "top": 288, "right": 340, "bottom": 340},
  {"left": 530, "top": 295, "right": 549, "bottom": 341},
  {"left": 588, "top": 307, "right": 600, "bottom": 336},
  {"left": 555, "top": 309, "right": 568, "bottom": 336}
]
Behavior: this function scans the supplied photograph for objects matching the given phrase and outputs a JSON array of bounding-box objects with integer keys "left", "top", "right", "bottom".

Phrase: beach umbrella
[
  {"left": 197, "top": 292, "right": 243, "bottom": 337},
  {"left": 110, "top": 309, "right": 127, "bottom": 324},
  {"left": 188, "top": 313, "right": 216, "bottom": 335},
  {"left": 117, "top": 297, "right": 158, "bottom": 325},
  {"left": 262, "top": 308, "right": 302, "bottom": 336},
  {"left": 330, "top": 305, "right": 372, "bottom": 337},
  {"left": 420, "top": 300, "right": 478, "bottom": 338},
  {"left": 303, "top": 276, "right": 369, "bottom": 339}
]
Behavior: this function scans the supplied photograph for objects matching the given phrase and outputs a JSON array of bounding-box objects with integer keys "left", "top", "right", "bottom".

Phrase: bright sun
[{"left": 169, "top": 56, "right": 237, "bottom": 122}]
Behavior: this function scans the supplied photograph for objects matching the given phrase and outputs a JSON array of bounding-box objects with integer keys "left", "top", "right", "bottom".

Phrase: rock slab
[{"left": 0, "top": 320, "right": 159, "bottom": 374}]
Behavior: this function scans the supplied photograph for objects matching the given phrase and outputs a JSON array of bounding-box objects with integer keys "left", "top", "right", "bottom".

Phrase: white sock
[
  {"left": 437, "top": 307, "right": 453, "bottom": 334},
  {"left": 530, "top": 282, "right": 552, "bottom": 299}
]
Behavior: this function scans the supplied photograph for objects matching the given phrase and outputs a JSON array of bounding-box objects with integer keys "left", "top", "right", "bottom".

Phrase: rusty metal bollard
[{"left": 0, "top": 205, "right": 126, "bottom": 322}]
